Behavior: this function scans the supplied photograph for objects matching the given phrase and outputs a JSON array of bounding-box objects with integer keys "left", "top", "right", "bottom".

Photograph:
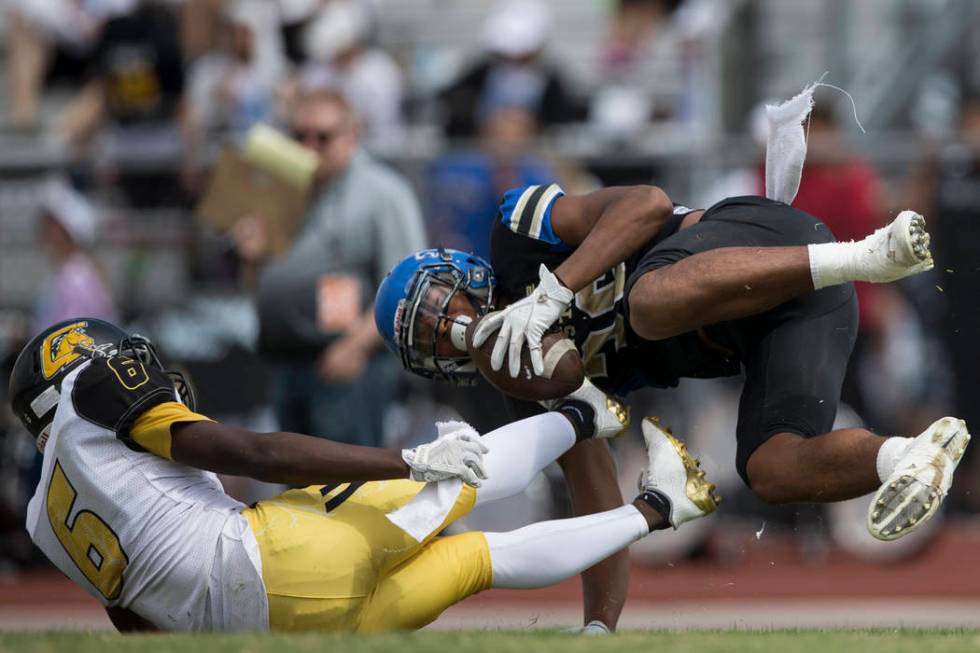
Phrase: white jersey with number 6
[{"left": 25, "top": 362, "right": 268, "bottom": 631}]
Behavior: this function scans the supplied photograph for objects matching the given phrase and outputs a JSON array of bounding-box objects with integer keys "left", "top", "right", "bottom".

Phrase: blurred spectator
[
  {"left": 276, "top": 0, "right": 321, "bottom": 65},
  {"left": 593, "top": 0, "right": 727, "bottom": 136},
  {"left": 4, "top": 0, "right": 134, "bottom": 127},
  {"left": 296, "top": 0, "right": 404, "bottom": 140},
  {"left": 910, "top": 95, "right": 980, "bottom": 509},
  {"left": 428, "top": 106, "right": 555, "bottom": 259},
  {"left": 186, "top": 0, "right": 286, "bottom": 138},
  {"left": 599, "top": 0, "right": 678, "bottom": 77},
  {"left": 438, "top": 0, "right": 583, "bottom": 139},
  {"left": 180, "top": 0, "right": 227, "bottom": 62},
  {"left": 32, "top": 178, "right": 117, "bottom": 334},
  {"left": 233, "top": 90, "right": 425, "bottom": 447},
  {"left": 56, "top": 0, "right": 189, "bottom": 205}
]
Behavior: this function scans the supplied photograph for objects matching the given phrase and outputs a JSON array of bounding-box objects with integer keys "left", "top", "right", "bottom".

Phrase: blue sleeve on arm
[{"left": 498, "top": 184, "right": 570, "bottom": 251}]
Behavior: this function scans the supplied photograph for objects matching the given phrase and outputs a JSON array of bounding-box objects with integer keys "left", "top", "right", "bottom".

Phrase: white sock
[
  {"left": 807, "top": 241, "right": 863, "bottom": 289},
  {"left": 485, "top": 505, "right": 648, "bottom": 589},
  {"left": 475, "top": 412, "right": 577, "bottom": 506},
  {"left": 876, "top": 436, "right": 913, "bottom": 483}
]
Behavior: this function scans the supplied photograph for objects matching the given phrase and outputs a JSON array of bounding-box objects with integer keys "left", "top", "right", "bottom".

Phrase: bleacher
[{"left": 0, "top": 0, "right": 976, "bottom": 316}]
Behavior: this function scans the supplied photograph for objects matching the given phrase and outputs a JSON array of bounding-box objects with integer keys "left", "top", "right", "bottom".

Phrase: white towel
[
  {"left": 386, "top": 420, "right": 480, "bottom": 541},
  {"left": 386, "top": 479, "right": 464, "bottom": 543},
  {"left": 764, "top": 82, "right": 817, "bottom": 205}
]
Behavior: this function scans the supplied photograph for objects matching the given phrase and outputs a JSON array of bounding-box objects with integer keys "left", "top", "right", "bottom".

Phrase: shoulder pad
[{"left": 72, "top": 357, "right": 177, "bottom": 446}]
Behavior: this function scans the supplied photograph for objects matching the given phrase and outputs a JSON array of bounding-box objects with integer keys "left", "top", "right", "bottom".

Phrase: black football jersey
[{"left": 490, "top": 184, "right": 739, "bottom": 395}]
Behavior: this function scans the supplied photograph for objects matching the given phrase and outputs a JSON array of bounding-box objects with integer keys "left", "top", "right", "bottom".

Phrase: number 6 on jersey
[{"left": 47, "top": 461, "right": 129, "bottom": 600}]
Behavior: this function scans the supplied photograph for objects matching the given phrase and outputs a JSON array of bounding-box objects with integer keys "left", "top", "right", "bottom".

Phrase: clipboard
[{"left": 196, "top": 125, "right": 318, "bottom": 255}]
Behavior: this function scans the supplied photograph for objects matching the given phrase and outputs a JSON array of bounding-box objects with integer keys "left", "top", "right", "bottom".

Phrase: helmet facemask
[
  {"left": 396, "top": 266, "right": 493, "bottom": 384},
  {"left": 118, "top": 334, "right": 197, "bottom": 412},
  {"left": 72, "top": 332, "right": 197, "bottom": 412}
]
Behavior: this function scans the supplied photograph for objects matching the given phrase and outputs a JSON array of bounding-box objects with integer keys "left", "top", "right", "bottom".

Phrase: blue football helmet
[{"left": 375, "top": 248, "right": 495, "bottom": 383}]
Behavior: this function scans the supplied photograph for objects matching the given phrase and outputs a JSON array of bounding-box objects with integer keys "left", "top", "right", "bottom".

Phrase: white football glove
[
  {"left": 402, "top": 420, "right": 489, "bottom": 486},
  {"left": 472, "top": 264, "right": 574, "bottom": 378}
]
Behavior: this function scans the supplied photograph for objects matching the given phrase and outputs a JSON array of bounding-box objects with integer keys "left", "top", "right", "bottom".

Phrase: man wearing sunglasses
[{"left": 233, "top": 89, "right": 425, "bottom": 449}]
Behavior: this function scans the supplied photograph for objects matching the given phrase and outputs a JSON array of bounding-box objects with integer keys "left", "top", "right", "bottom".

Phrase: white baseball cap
[
  {"left": 38, "top": 178, "right": 98, "bottom": 247},
  {"left": 303, "top": 0, "right": 371, "bottom": 62},
  {"left": 484, "top": 0, "right": 551, "bottom": 58}
]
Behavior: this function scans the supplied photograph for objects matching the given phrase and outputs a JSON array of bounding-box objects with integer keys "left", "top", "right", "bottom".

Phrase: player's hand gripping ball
[
  {"left": 465, "top": 316, "right": 584, "bottom": 401},
  {"left": 471, "top": 264, "right": 573, "bottom": 377}
]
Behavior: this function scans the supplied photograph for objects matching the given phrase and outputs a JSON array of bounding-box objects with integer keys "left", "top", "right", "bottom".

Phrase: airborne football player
[{"left": 376, "top": 185, "right": 970, "bottom": 632}]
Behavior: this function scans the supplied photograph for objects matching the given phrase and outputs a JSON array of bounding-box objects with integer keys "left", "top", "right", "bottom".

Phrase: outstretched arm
[
  {"left": 136, "top": 409, "right": 487, "bottom": 487},
  {"left": 79, "top": 357, "right": 485, "bottom": 486},
  {"left": 171, "top": 420, "right": 414, "bottom": 486},
  {"left": 550, "top": 185, "right": 674, "bottom": 292}
]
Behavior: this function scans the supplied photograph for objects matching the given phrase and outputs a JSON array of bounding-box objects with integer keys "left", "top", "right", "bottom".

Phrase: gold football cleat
[
  {"left": 543, "top": 378, "right": 630, "bottom": 439},
  {"left": 639, "top": 417, "right": 720, "bottom": 528}
]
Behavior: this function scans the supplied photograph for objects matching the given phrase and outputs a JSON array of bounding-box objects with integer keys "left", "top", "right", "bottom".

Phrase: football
[{"left": 465, "top": 317, "right": 585, "bottom": 402}]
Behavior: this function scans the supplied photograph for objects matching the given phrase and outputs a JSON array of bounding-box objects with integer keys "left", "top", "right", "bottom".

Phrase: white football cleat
[
  {"left": 563, "top": 620, "right": 611, "bottom": 636},
  {"left": 857, "top": 210, "right": 934, "bottom": 283},
  {"left": 542, "top": 377, "right": 629, "bottom": 439},
  {"left": 638, "top": 417, "right": 720, "bottom": 528},
  {"left": 868, "top": 417, "right": 971, "bottom": 541}
]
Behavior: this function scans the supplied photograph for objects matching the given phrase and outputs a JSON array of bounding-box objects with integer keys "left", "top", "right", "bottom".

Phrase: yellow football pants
[{"left": 242, "top": 479, "right": 493, "bottom": 632}]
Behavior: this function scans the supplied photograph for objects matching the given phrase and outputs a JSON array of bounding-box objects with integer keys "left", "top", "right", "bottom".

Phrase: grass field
[{"left": 2, "top": 630, "right": 980, "bottom": 653}]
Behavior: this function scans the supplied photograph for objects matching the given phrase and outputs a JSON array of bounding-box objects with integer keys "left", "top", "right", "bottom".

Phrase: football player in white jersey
[{"left": 10, "top": 317, "right": 718, "bottom": 632}]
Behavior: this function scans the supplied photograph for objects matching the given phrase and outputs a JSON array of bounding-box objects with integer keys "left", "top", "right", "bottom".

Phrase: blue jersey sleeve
[{"left": 498, "top": 184, "right": 570, "bottom": 250}]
